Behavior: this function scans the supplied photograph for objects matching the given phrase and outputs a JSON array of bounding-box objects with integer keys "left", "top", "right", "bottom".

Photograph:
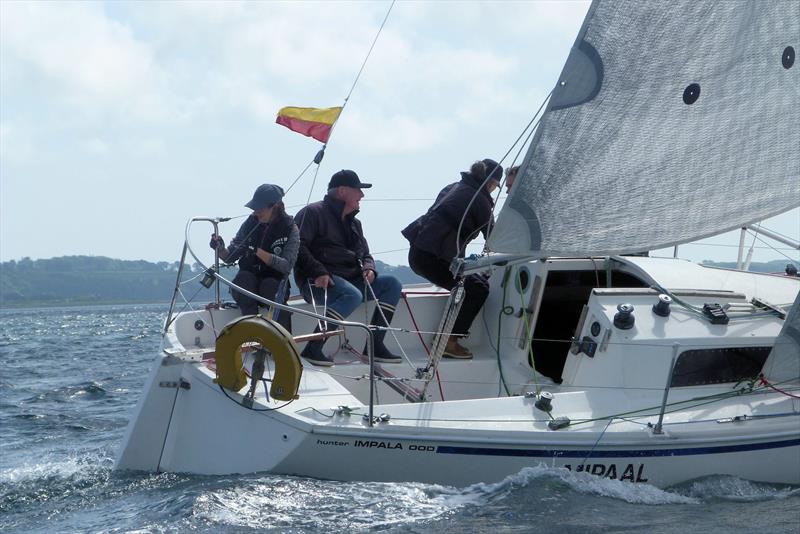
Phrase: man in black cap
[
  {"left": 293, "top": 170, "right": 402, "bottom": 366},
  {"left": 210, "top": 183, "right": 299, "bottom": 331}
]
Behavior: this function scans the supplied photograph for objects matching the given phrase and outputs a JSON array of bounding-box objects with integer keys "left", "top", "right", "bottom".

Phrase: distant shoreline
[
  {"left": 0, "top": 255, "right": 425, "bottom": 310},
  {"left": 1, "top": 255, "right": 794, "bottom": 310},
  {"left": 0, "top": 299, "right": 172, "bottom": 310}
]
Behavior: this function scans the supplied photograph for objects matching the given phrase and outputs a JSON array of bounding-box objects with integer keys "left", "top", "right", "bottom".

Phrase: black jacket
[
  {"left": 227, "top": 212, "right": 295, "bottom": 279},
  {"left": 401, "top": 171, "right": 495, "bottom": 262},
  {"left": 294, "top": 194, "right": 376, "bottom": 285}
]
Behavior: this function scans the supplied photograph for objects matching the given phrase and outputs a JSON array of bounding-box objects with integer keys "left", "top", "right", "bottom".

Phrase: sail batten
[{"left": 489, "top": 0, "right": 800, "bottom": 256}]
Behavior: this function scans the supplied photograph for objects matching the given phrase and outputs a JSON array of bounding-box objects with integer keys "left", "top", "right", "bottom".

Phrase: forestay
[{"left": 488, "top": 0, "right": 800, "bottom": 256}]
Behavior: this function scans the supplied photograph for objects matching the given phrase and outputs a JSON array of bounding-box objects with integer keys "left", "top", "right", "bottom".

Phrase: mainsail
[{"left": 488, "top": 0, "right": 800, "bottom": 256}]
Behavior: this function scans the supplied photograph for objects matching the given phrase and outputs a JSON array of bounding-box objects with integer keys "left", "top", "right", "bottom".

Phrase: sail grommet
[
  {"left": 682, "top": 83, "right": 700, "bottom": 105},
  {"left": 783, "top": 46, "right": 795, "bottom": 69},
  {"left": 614, "top": 303, "right": 635, "bottom": 330}
]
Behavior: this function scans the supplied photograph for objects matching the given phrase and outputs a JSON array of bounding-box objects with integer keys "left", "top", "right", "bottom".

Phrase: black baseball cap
[
  {"left": 245, "top": 184, "right": 284, "bottom": 210},
  {"left": 482, "top": 158, "right": 503, "bottom": 182},
  {"left": 328, "top": 169, "right": 372, "bottom": 189}
]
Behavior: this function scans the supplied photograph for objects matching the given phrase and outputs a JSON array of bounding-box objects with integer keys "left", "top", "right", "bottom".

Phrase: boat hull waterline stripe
[{"left": 436, "top": 438, "right": 800, "bottom": 458}]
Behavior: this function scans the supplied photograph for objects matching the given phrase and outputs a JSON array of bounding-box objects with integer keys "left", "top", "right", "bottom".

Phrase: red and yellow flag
[{"left": 275, "top": 106, "right": 342, "bottom": 143}]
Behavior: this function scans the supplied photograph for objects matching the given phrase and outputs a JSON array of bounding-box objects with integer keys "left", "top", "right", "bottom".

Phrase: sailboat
[{"left": 115, "top": 1, "right": 800, "bottom": 488}]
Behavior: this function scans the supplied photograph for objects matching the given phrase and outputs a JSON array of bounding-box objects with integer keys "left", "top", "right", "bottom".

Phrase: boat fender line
[{"left": 214, "top": 315, "right": 303, "bottom": 401}]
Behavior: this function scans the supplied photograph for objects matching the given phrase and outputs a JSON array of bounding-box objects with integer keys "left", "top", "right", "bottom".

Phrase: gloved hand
[{"left": 209, "top": 234, "right": 225, "bottom": 251}]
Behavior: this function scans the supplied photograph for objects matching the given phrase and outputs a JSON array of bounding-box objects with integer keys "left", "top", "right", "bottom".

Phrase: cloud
[
  {"left": 1, "top": 2, "right": 169, "bottom": 120},
  {"left": 80, "top": 138, "right": 110, "bottom": 155},
  {"left": 0, "top": 121, "right": 34, "bottom": 164},
  {"left": 0, "top": 1, "right": 586, "bottom": 141},
  {"left": 336, "top": 110, "right": 452, "bottom": 154}
]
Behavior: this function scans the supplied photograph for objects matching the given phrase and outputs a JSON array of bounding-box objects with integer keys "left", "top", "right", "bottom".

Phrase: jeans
[{"left": 299, "top": 274, "right": 402, "bottom": 320}]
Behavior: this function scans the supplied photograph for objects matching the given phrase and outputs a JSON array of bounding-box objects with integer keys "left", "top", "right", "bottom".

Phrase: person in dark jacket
[
  {"left": 401, "top": 159, "right": 501, "bottom": 359},
  {"left": 210, "top": 183, "right": 299, "bottom": 332},
  {"left": 294, "top": 170, "right": 402, "bottom": 366}
]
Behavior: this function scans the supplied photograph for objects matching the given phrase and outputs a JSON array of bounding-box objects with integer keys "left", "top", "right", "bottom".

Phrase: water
[{"left": 1, "top": 304, "right": 798, "bottom": 533}]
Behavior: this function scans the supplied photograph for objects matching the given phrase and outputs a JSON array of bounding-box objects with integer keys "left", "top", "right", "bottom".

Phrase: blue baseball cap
[{"left": 245, "top": 184, "right": 284, "bottom": 210}]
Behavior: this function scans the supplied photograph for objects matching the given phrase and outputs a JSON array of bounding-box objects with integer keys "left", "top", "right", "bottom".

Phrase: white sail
[
  {"left": 488, "top": 0, "right": 800, "bottom": 256},
  {"left": 762, "top": 291, "right": 800, "bottom": 384}
]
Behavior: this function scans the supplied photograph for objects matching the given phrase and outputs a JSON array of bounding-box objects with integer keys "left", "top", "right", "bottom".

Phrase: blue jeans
[{"left": 300, "top": 274, "right": 401, "bottom": 320}]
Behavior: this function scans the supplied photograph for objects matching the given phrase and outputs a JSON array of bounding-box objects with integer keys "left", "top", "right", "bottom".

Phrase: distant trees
[
  {"left": 0, "top": 256, "right": 208, "bottom": 307},
  {"left": 0, "top": 255, "right": 428, "bottom": 308}
]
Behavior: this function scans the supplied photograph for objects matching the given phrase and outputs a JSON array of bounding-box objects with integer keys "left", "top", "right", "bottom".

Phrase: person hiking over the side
[{"left": 401, "top": 159, "right": 502, "bottom": 359}]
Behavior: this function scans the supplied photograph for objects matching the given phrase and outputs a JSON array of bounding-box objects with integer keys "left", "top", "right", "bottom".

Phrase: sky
[{"left": 1, "top": 0, "right": 798, "bottom": 270}]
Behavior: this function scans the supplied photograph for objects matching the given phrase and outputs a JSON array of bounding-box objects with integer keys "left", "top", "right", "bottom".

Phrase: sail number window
[{"left": 670, "top": 347, "right": 771, "bottom": 387}]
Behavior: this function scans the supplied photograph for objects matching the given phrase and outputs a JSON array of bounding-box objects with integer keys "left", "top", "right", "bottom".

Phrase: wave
[
  {"left": 430, "top": 465, "right": 698, "bottom": 506},
  {"left": 192, "top": 475, "right": 471, "bottom": 531},
  {"left": 677, "top": 476, "right": 800, "bottom": 502},
  {"left": 26, "top": 381, "right": 108, "bottom": 404},
  {"left": 190, "top": 466, "right": 697, "bottom": 531}
]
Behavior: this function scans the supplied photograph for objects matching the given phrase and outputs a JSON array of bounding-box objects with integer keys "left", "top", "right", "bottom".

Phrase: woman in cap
[
  {"left": 210, "top": 183, "right": 299, "bottom": 332},
  {"left": 401, "top": 159, "right": 501, "bottom": 359}
]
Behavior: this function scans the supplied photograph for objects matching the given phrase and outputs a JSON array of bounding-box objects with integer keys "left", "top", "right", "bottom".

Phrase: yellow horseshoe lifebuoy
[{"left": 214, "top": 315, "right": 303, "bottom": 401}]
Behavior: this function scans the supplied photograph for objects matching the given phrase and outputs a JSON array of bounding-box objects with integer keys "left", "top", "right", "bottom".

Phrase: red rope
[
  {"left": 402, "top": 293, "right": 445, "bottom": 401},
  {"left": 759, "top": 374, "right": 800, "bottom": 399}
]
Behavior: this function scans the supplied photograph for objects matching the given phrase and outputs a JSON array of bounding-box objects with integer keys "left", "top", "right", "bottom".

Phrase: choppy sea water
[{"left": 1, "top": 303, "right": 798, "bottom": 533}]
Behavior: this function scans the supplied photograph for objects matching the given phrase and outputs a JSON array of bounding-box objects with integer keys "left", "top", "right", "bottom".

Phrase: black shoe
[
  {"left": 365, "top": 303, "right": 402, "bottom": 363},
  {"left": 365, "top": 341, "right": 402, "bottom": 363},
  {"left": 301, "top": 343, "right": 334, "bottom": 367}
]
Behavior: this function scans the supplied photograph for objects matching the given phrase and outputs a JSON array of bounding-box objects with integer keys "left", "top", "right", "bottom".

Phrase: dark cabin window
[{"left": 670, "top": 347, "right": 771, "bottom": 387}]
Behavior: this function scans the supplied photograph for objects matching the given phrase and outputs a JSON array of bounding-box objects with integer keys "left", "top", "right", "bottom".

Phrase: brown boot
[{"left": 443, "top": 337, "right": 473, "bottom": 359}]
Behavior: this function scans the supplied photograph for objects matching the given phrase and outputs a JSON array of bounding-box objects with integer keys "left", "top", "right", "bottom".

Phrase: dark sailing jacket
[
  {"left": 227, "top": 212, "right": 297, "bottom": 279},
  {"left": 294, "top": 194, "right": 376, "bottom": 285},
  {"left": 401, "top": 171, "right": 495, "bottom": 262}
]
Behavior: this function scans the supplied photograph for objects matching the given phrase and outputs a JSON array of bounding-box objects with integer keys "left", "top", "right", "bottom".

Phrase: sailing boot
[
  {"left": 364, "top": 302, "right": 402, "bottom": 363},
  {"left": 300, "top": 310, "right": 343, "bottom": 367},
  {"left": 443, "top": 335, "right": 473, "bottom": 359}
]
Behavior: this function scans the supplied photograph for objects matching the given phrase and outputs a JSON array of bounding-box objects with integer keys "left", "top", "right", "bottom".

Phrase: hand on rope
[{"left": 363, "top": 269, "right": 376, "bottom": 284}]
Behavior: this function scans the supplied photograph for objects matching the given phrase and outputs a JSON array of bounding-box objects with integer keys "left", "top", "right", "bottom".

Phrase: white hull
[
  {"left": 119, "top": 353, "right": 800, "bottom": 487},
  {"left": 117, "top": 257, "right": 800, "bottom": 488}
]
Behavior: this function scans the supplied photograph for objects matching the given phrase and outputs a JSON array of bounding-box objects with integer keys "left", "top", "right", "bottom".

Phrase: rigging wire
[
  {"left": 454, "top": 89, "right": 553, "bottom": 258},
  {"left": 746, "top": 228, "right": 800, "bottom": 264},
  {"left": 283, "top": 160, "right": 315, "bottom": 194},
  {"left": 326, "top": 0, "right": 396, "bottom": 145},
  {"left": 291, "top": 0, "right": 395, "bottom": 236}
]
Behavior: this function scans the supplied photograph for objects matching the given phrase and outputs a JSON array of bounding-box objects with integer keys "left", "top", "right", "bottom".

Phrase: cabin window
[{"left": 670, "top": 347, "right": 771, "bottom": 387}]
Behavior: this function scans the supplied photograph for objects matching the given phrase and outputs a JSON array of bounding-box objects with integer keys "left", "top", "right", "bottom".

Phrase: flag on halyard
[{"left": 276, "top": 106, "right": 342, "bottom": 143}]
